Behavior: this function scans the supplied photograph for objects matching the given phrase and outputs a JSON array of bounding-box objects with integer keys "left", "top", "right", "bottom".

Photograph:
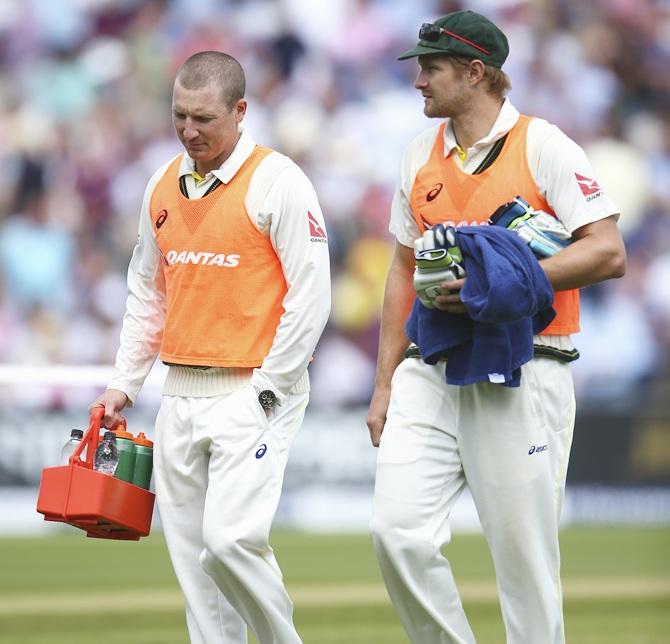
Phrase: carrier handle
[
  {"left": 67, "top": 407, "right": 127, "bottom": 469},
  {"left": 60, "top": 408, "right": 128, "bottom": 525}
]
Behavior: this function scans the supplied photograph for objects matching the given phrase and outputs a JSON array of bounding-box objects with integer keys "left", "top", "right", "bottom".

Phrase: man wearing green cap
[{"left": 367, "top": 10, "right": 626, "bottom": 644}]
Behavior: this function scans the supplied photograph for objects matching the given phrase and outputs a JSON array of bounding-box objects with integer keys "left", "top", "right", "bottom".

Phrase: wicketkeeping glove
[
  {"left": 488, "top": 196, "right": 572, "bottom": 258},
  {"left": 413, "top": 224, "right": 466, "bottom": 308}
]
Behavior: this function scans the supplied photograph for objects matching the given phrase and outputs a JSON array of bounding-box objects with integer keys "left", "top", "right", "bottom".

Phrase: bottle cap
[
  {"left": 103, "top": 431, "right": 117, "bottom": 442},
  {"left": 70, "top": 429, "right": 84, "bottom": 439},
  {"left": 113, "top": 427, "right": 134, "bottom": 440},
  {"left": 133, "top": 432, "right": 154, "bottom": 448}
]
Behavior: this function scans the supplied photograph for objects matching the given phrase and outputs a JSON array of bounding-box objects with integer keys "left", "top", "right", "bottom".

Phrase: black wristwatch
[{"left": 257, "top": 389, "right": 277, "bottom": 411}]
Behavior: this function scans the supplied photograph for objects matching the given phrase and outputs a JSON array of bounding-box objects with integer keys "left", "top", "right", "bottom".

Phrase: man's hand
[
  {"left": 433, "top": 277, "right": 467, "bottom": 313},
  {"left": 489, "top": 196, "right": 572, "bottom": 257},
  {"left": 367, "top": 386, "right": 392, "bottom": 447},
  {"left": 88, "top": 389, "right": 129, "bottom": 429},
  {"left": 413, "top": 224, "right": 466, "bottom": 308}
]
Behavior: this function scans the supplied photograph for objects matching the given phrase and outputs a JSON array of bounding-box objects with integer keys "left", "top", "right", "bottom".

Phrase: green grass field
[{"left": 0, "top": 527, "right": 668, "bottom": 643}]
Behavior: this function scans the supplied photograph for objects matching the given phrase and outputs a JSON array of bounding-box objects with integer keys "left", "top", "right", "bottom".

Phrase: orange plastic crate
[{"left": 36, "top": 408, "right": 155, "bottom": 540}]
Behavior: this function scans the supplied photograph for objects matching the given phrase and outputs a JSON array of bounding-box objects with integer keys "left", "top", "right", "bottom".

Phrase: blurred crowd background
[{"left": 0, "top": 0, "right": 668, "bottom": 416}]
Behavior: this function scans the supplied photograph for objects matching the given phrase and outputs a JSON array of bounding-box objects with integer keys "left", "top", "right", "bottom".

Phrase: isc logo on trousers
[{"left": 165, "top": 250, "right": 240, "bottom": 267}]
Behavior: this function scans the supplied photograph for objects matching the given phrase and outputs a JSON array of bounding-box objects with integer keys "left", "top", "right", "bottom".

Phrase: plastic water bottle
[
  {"left": 60, "top": 429, "right": 84, "bottom": 465},
  {"left": 94, "top": 431, "right": 119, "bottom": 475}
]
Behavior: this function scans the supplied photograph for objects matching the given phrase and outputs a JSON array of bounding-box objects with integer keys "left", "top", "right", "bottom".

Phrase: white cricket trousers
[
  {"left": 153, "top": 386, "right": 308, "bottom": 644},
  {"left": 371, "top": 356, "right": 575, "bottom": 644}
]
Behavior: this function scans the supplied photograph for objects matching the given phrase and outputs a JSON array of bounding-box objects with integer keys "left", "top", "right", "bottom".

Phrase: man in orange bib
[
  {"left": 367, "top": 11, "right": 626, "bottom": 644},
  {"left": 90, "top": 52, "right": 330, "bottom": 644}
]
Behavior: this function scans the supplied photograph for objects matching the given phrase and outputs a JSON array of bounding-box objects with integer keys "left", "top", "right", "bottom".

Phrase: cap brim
[{"left": 397, "top": 43, "right": 452, "bottom": 60}]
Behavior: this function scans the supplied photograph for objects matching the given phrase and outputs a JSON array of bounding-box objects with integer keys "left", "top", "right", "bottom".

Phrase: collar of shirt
[
  {"left": 443, "top": 99, "right": 520, "bottom": 160},
  {"left": 177, "top": 127, "right": 257, "bottom": 184}
]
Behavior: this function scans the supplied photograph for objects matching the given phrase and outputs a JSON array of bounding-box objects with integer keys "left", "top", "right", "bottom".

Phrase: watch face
[{"left": 258, "top": 390, "right": 277, "bottom": 410}]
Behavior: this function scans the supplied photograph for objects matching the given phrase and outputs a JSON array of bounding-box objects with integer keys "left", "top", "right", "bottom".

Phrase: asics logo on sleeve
[{"left": 165, "top": 250, "right": 240, "bottom": 267}]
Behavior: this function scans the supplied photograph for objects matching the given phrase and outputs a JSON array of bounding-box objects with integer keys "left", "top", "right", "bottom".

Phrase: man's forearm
[
  {"left": 540, "top": 216, "right": 626, "bottom": 291},
  {"left": 374, "top": 248, "right": 416, "bottom": 390},
  {"left": 108, "top": 234, "right": 167, "bottom": 404}
]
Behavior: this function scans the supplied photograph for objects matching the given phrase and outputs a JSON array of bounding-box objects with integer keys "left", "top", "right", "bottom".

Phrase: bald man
[{"left": 90, "top": 51, "right": 331, "bottom": 644}]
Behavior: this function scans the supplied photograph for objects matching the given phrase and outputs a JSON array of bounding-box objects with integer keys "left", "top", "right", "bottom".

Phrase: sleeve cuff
[{"left": 250, "top": 370, "right": 287, "bottom": 405}]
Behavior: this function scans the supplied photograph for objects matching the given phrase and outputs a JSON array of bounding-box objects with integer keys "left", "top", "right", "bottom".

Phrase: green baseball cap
[{"left": 398, "top": 10, "right": 509, "bottom": 69}]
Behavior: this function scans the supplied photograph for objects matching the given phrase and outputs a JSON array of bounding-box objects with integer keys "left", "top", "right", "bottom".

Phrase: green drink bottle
[
  {"left": 112, "top": 426, "right": 136, "bottom": 483},
  {"left": 132, "top": 433, "right": 154, "bottom": 490}
]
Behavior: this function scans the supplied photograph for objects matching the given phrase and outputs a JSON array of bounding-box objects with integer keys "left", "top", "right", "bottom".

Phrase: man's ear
[
  {"left": 469, "top": 59, "right": 486, "bottom": 85},
  {"left": 234, "top": 99, "right": 247, "bottom": 123}
]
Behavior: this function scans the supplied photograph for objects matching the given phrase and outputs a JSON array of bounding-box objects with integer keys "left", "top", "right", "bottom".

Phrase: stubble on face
[{"left": 417, "top": 56, "right": 470, "bottom": 119}]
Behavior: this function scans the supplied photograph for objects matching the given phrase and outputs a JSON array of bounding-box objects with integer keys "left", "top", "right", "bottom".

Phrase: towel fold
[{"left": 406, "top": 225, "right": 555, "bottom": 387}]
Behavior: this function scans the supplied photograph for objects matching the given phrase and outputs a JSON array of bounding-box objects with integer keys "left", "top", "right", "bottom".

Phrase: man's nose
[
  {"left": 415, "top": 72, "right": 428, "bottom": 90},
  {"left": 183, "top": 121, "right": 199, "bottom": 140}
]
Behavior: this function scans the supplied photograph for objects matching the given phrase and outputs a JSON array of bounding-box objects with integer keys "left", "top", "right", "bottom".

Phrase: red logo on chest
[
  {"left": 156, "top": 210, "right": 168, "bottom": 229},
  {"left": 426, "top": 183, "right": 443, "bottom": 202}
]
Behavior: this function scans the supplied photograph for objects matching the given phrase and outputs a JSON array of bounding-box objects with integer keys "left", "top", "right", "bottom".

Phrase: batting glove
[
  {"left": 413, "top": 224, "right": 466, "bottom": 309},
  {"left": 488, "top": 196, "right": 572, "bottom": 258}
]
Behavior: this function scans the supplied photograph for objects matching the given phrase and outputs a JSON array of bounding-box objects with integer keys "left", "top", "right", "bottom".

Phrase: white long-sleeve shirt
[{"left": 108, "top": 128, "right": 331, "bottom": 404}]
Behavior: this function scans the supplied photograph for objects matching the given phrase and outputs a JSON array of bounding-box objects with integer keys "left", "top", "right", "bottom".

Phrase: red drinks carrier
[{"left": 36, "top": 408, "right": 155, "bottom": 540}]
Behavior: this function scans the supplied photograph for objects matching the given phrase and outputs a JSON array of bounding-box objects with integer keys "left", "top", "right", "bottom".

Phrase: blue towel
[{"left": 406, "top": 225, "right": 555, "bottom": 387}]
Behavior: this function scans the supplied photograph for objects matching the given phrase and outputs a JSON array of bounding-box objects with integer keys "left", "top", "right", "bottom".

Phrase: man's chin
[
  {"left": 422, "top": 101, "right": 443, "bottom": 118},
  {"left": 186, "top": 146, "right": 210, "bottom": 159}
]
